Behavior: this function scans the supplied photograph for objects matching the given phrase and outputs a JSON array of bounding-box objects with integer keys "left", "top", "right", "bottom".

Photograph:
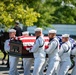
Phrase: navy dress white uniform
[
  {"left": 4, "top": 29, "right": 19, "bottom": 75},
  {"left": 22, "top": 31, "right": 34, "bottom": 75},
  {"left": 29, "top": 28, "right": 46, "bottom": 75},
  {"left": 71, "top": 42, "right": 76, "bottom": 75},
  {"left": 45, "top": 30, "right": 60, "bottom": 75},
  {"left": 58, "top": 34, "right": 71, "bottom": 75}
]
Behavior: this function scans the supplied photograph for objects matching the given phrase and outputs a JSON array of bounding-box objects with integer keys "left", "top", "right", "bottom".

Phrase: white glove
[
  {"left": 29, "top": 50, "right": 32, "bottom": 53},
  {"left": 5, "top": 49, "right": 9, "bottom": 53},
  {"left": 44, "top": 50, "right": 46, "bottom": 52},
  {"left": 26, "top": 48, "right": 30, "bottom": 51},
  {"left": 5, "top": 50, "right": 9, "bottom": 53}
]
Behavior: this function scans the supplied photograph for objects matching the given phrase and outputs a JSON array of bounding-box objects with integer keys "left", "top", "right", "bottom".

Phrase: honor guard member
[
  {"left": 58, "top": 34, "right": 71, "bottom": 75},
  {"left": 4, "top": 29, "right": 19, "bottom": 75},
  {"left": 71, "top": 41, "right": 76, "bottom": 75},
  {"left": 45, "top": 30, "right": 60, "bottom": 75},
  {"left": 28, "top": 28, "right": 46, "bottom": 75},
  {"left": 22, "top": 31, "right": 34, "bottom": 75},
  {"left": 14, "top": 20, "right": 22, "bottom": 36}
]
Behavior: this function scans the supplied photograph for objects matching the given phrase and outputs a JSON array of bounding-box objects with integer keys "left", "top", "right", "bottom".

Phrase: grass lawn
[
  {"left": 0, "top": 50, "right": 8, "bottom": 60},
  {"left": 0, "top": 51, "right": 22, "bottom": 61},
  {"left": 0, "top": 51, "right": 4, "bottom": 59}
]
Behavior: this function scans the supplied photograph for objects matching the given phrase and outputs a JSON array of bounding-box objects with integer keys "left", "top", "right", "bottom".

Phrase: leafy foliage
[
  {"left": 0, "top": 0, "right": 76, "bottom": 29},
  {"left": 0, "top": 0, "right": 40, "bottom": 28}
]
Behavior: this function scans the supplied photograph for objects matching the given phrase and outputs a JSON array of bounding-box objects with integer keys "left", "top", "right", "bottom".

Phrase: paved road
[
  {"left": 0, "top": 60, "right": 24, "bottom": 75},
  {"left": 0, "top": 60, "right": 72, "bottom": 75}
]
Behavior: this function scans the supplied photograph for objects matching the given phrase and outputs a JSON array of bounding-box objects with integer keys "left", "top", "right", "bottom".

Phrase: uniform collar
[
  {"left": 49, "top": 36, "right": 57, "bottom": 42},
  {"left": 49, "top": 38, "right": 54, "bottom": 42},
  {"left": 62, "top": 41, "right": 68, "bottom": 43},
  {"left": 36, "top": 36, "right": 40, "bottom": 39}
]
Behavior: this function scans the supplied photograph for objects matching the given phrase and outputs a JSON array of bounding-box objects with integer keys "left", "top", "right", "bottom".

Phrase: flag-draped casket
[
  {"left": 9, "top": 36, "right": 76, "bottom": 58},
  {"left": 9, "top": 36, "right": 49, "bottom": 58}
]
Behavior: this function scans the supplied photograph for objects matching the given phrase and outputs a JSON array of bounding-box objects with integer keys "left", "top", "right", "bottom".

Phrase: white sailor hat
[
  {"left": 15, "top": 20, "right": 19, "bottom": 24},
  {"left": 22, "top": 31, "right": 29, "bottom": 35},
  {"left": 49, "top": 29, "right": 57, "bottom": 34},
  {"left": 62, "top": 34, "right": 70, "bottom": 38},
  {"left": 9, "top": 29, "right": 16, "bottom": 33},
  {"left": 35, "top": 28, "right": 42, "bottom": 32}
]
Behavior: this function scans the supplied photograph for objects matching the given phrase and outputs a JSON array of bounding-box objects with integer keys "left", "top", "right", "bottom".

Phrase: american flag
[
  {"left": 18, "top": 36, "right": 49, "bottom": 50},
  {"left": 17, "top": 36, "right": 76, "bottom": 51}
]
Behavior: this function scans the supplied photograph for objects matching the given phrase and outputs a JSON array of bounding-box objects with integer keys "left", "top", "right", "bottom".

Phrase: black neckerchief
[
  {"left": 62, "top": 42, "right": 65, "bottom": 44},
  {"left": 34, "top": 36, "right": 40, "bottom": 44},
  {"left": 49, "top": 38, "right": 53, "bottom": 42},
  {"left": 36, "top": 36, "right": 40, "bottom": 40}
]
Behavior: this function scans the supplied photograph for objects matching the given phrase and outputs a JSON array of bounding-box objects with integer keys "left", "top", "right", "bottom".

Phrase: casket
[
  {"left": 9, "top": 36, "right": 76, "bottom": 58},
  {"left": 9, "top": 40, "right": 34, "bottom": 58},
  {"left": 9, "top": 36, "right": 49, "bottom": 58}
]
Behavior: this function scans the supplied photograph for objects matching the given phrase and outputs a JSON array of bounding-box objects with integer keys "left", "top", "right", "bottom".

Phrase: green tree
[
  {"left": 0, "top": 0, "right": 76, "bottom": 30},
  {"left": 27, "top": 0, "right": 76, "bottom": 26},
  {"left": 52, "top": 0, "right": 76, "bottom": 24},
  {"left": 0, "top": 0, "right": 40, "bottom": 28},
  {"left": 43, "top": 0, "right": 76, "bottom": 24}
]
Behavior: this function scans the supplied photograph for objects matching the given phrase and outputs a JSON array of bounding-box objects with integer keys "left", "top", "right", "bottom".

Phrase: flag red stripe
[{"left": 21, "top": 39, "right": 35, "bottom": 42}]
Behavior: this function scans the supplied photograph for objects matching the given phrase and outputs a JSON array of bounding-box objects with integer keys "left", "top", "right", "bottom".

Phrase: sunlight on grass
[
  {"left": 0, "top": 50, "right": 22, "bottom": 61},
  {"left": 0, "top": 50, "right": 8, "bottom": 60}
]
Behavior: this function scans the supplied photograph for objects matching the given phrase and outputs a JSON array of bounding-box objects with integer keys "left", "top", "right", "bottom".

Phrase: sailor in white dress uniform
[
  {"left": 58, "top": 34, "right": 71, "bottom": 75},
  {"left": 45, "top": 30, "right": 60, "bottom": 75},
  {"left": 71, "top": 41, "right": 76, "bottom": 75},
  {"left": 22, "top": 31, "right": 34, "bottom": 75},
  {"left": 4, "top": 29, "right": 19, "bottom": 75},
  {"left": 28, "top": 28, "right": 46, "bottom": 75}
]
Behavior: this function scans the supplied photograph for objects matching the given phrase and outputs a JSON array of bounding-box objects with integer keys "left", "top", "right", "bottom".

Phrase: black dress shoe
[
  {"left": 5, "top": 62, "right": 8, "bottom": 65},
  {"left": 7, "top": 65, "right": 10, "bottom": 68},
  {"left": 44, "top": 68, "right": 47, "bottom": 72},
  {"left": 20, "top": 67, "right": 23, "bottom": 69},
  {"left": 1, "top": 62, "right": 5, "bottom": 65}
]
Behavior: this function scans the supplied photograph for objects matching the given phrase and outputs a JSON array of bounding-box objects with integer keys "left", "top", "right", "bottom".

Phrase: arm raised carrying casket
[{"left": 28, "top": 36, "right": 44, "bottom": 53}]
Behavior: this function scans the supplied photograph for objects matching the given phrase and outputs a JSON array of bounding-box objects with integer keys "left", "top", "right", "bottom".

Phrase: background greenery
[
  {"left": 0, "top": 51, "right": 7, "bottom": 59},
  {"left": 0, "top": 0, "right": 76, "bottom": 29}
]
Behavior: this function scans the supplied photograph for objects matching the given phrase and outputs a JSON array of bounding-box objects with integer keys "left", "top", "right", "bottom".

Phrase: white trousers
[
  {"left": 33, "top": 57, "right": 45, "bottom": 75},
  {"left": 23, "top": 58, "right": 34, "bottom": 75},
  {"left": 71, "top": 57, "right": 76, "bottom": 75},
  {"left": 52, "top": 61, "right": 60, "bottom": 75},
  {"left": 9, "top": 56, "right": 19, "bottom": 75},
  {"left": 46, "top": 59, "right": 60, "bottom": 75},
  {"left": 39, "top": 58, "right": 48, "bottom": 75},
  {"left": 71, "top": 63, "right": 76, "bottom": 75},
  {"left": 58, "top": 61, "right": 71, "bottom": 75}
]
